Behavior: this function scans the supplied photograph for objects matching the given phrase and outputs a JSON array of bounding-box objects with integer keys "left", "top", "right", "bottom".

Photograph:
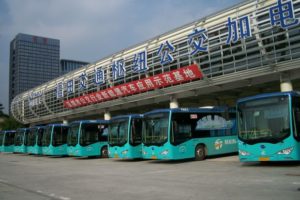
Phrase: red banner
[{"left": 64, "top": 64, "right": 203, "bottom": 109}]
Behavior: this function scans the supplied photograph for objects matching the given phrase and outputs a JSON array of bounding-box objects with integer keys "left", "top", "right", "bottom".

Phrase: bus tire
[
  {"left": 195, "top": 145, "right": 206, "bottom": 161},
  {"left": 101, "top": 146, "right": 108, "bottom": 158}
]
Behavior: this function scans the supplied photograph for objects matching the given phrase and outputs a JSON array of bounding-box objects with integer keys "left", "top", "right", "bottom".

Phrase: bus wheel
[
  {"left": 101, "top": 146, "right": 108, "bottom": 158},
  {"left": 195, "top": 145, "right": 206, "bottom": 161}
]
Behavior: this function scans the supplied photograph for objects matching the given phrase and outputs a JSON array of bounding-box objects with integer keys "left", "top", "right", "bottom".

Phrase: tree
[{"left": 1, "top": 116, "right": 24, "bottom": 130}]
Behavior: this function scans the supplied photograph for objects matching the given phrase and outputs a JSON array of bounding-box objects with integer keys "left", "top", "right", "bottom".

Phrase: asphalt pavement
[{"left": 0, "top": 153, "right": 299, "bottom": 200}]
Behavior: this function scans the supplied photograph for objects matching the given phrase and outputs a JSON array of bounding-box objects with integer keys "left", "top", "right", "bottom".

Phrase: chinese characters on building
[{"left": 58, "top": 0, "right": 299, "bottom": 104}]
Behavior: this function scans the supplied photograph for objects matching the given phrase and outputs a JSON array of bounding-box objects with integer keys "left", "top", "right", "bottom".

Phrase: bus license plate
[
  {"left": 151, "top": 156, "right": 157, "bottom": 160},
  {"left": 259, "top": 157, "right": 270, "bottom": 161}
]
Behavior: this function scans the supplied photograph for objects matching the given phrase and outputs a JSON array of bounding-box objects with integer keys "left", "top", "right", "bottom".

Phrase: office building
[
  {"left": 60, "top": 59, "right": 89, "bottom": 75},
  {"left": 9, "top": 33, "right": 60, "bottom": 111}
]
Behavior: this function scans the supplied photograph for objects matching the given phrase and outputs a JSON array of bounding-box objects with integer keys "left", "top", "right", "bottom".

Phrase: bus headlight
[
  {"left": 121, "top": 150, "right": 128, "bottom": 155},
  {"left": 160, "top": 150, "right": 169, "bottom": 155},
  {"left": 239, "top": 150, "right": 250, "bottom": 156},
  {"left": 277, "top": 147, "right": 293, "bottom": 155}
]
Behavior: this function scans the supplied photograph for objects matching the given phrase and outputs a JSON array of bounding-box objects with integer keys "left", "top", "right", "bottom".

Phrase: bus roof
[
  {"left": 110, "top": 114, "right": 143, "bottom": 121},
  {"left": 70, "top": 120, "right": 110, "bottom": 124},
  {"left": 16, "top": 128, "right": 30, "bottom": 131},
  {"left": 144, "top": 107, "right": 234, "bottom": 116},
  {"left": 46, "top": 124, "right": 69, "bottom": 127},
  {"left": 1, "top": 130, "right": 16, "bottom": 133},
  {"left": 237, "top": 91, "right": 300, "bottom": 104}
]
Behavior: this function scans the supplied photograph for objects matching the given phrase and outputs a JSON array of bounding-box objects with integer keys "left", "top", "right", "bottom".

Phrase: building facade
[
  {"left": 9, "top": 33, "right": 60, "bottom": 113},
  {"left": 60, "top": 59, "right": 89, "bottom": 75},
  {"left": 10, "top": 0, "right": 300, "bottom": 125}
]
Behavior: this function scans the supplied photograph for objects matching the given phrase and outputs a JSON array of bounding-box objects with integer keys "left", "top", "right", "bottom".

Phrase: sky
[{"left": 0, "top": 0, "right": 245, "bottom": 114}]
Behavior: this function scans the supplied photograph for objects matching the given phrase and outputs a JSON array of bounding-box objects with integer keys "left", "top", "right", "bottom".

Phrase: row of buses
[{"left": 1, "top": 91, "right": 300, "bottom": 162}]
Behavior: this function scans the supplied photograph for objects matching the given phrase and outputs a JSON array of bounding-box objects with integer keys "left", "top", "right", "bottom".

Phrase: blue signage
[{"left": 188, "top": 28, "right": 208, "bottom": 55}]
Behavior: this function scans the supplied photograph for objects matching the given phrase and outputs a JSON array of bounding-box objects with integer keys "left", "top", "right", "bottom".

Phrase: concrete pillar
[
  {"left": 104, "top": 111, "right": 111, "bottom": 120},
  {"left": 62, "top": 119, "right": 68, "bottom": 125},
  {"left": 280, "top": 73, "right": 293, "bottom": 92},
  {"left": 170, "top": 96, "right": 179, "bottom": 109}
]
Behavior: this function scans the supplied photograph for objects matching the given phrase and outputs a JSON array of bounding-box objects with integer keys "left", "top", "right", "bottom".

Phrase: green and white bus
[
  {"left": 237, "top": 91, "right": 300, "bottom": 161},
  {"left": 142, "top": 107, "right": 237, "bottom": 160},
  {"left": 42, "top": 124, "right": 69, "bottom": 156},
  {"left": 108, "top": 114, "right": 143, "bottom": 159},
  {"left": 14, "top": 128, "right": 30, "bottom": 153},
  {"left": 27, "top": 126, "right": 45, "bottom": 155},
  {"left": 67, "top": 120, "right": 109, "bottom": 157},
  {"left": 1, "top": 130, "right": 16, "bottom": 153}
]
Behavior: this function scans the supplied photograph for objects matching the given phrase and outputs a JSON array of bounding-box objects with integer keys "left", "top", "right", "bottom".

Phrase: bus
[
  {"left": 1, "top": 130, "right": 16, "bottom": 152},
  {"left": 27, "top": 126, "right": 45, "bottom": 155},
  {"left": 67, "top": 120, "right": 109, "bottom": 157},
  {"left": 108, "top": 114, "right": 143, "bottom": 159},
  {"left": 41, "top": 124, "right": 69, "bottom": 156},
  {"left": 14, "top": 128, "right": 30, "bottom": 153},
  {"left": 142, "top": 107, "right": 237, "bottom": 160},
  {"left": 237, "top": 91, "right": 300, "bottom": 162}
]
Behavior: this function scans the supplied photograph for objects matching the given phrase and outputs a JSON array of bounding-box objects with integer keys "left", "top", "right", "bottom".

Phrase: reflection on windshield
[
  {"left": 68, "top": 124, "right": 80, "bottom": 146},
  {"left": 143, "top": 113, "right": 169, "bottom": 146},
  {"left": 52, "top": 126, "right": 68, "bottom": 147},
  {"left": 42, "top": 126, "right": 52, "bottom": 147},
  {"left": 14, "top": 130, "right": 25, "bottom": 146},
  {"left": 37, "top": 128, "right": 44, "bottom": 146},
  {"left": 238, "top": 96, "right": 290, "bottom": 144},
  {"left": 108, "top": 119, "right": 128, "bottom": 146},
  {"left": 130, "top": 118, "right": 143, "bottom": 145},
  {"left": 27, "top": 128, "right": 37, "bottom": 146}
]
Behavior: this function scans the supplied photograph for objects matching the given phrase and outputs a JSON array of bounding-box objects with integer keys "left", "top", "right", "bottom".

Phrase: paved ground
[{"left": 0, "top": 153, "right": 299, "bottom": 200}]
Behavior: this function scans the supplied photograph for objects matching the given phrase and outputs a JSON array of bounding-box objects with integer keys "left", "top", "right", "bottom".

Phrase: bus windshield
[
  {"left": 108, "top": 119, "right": 128, "bottom": 146},
  {"left": 14, "top": 130, "right": 24, "bottom": 146},
  {"left": 238, "top": 96, "right": 290, "bottom": 144},
  {"left": 68, "top": 123, "right": 80, "bottom": 146},
  {"left": 52, "top": 126, "right": 68, "bottom": 147},
  {"left": 143, "top": 113, "right": 169, "bottom": 146},
  {"left": 80, "top": 123, "right": 108, "bottom": 146},
  {"left": 42, "top": 126, "right": 52, "bottom": 147},
  {"left": 4, "top": 132, "right": 15, "bottom": 146},
  {"left": 27, "top": 128, "right": 36, "bottom": 146},
  {"left": 130, "top": 118, "right": 143, "bottom": 146},
  {"left": 37, "top": 128, "right": 44, "bottom": 146}
]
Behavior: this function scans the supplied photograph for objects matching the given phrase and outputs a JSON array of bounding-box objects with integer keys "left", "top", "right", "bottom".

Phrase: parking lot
[{"left": 0, "top": 153, "right": 299, "bottom": 200}]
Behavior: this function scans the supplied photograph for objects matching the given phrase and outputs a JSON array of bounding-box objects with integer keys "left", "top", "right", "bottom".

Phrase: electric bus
[
  {"left": 14, "top": 128, "right": 30, "bottom": 153},
  {"left": 142, "top": 107, "right": 237, "bottom": 160},
  {"left": 1, "top": 130, "right": 16, "bottom": 152},
  {"left": 41, "top": 124, "right": 69, "bottom": 156},
  {"left": 27, "top": 126, "right": 45, "bottom": 155},
  {"left": 67, "top": 120, "right": 109, "bottom": 157},
  {"left": 237, "top": 91, "right": 300, "bottom": 162},
  {"left": 108, "top": 114, "right": 143, "bottom": 159}
]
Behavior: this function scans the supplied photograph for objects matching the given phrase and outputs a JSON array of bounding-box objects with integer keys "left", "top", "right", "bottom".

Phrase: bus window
[
  {"left": 37, "top": 128, "right": 44, "bottom": 146},
  {"left": 98, "top": 125, "right": 108, "bottom": 142},
  {"left": 80, "top": 123, "right": 107, "bottom": 146},
  {"left": 53, "top": 126, "right": 68, "bottom": 147},
  {"left": 130, "top": 118, "right": 143, "bottom": 145},
  {"left": 5, "top": 132, "right": 15, "bottom": 146},
  {"left": 171, "top": 113, "right": 192, "bottom": 145}
]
